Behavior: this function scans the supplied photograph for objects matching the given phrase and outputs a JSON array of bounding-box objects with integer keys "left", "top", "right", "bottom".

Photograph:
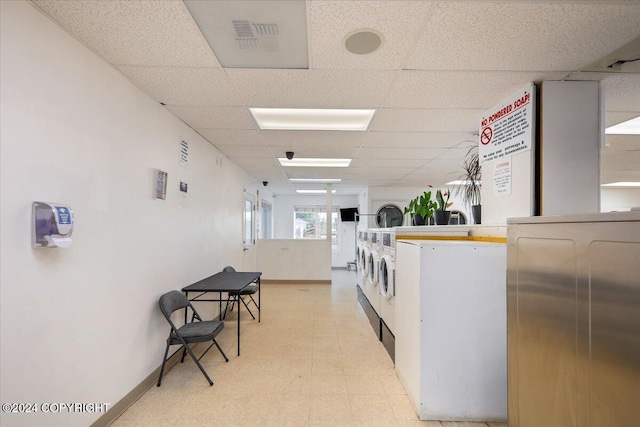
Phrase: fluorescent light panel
[
  {"left": 278, "top": 158, "right": 352, "bottom": 167},
  {"left": 296, "top": 190, "right": 337, "bottom": 194},
  {"left": 250, "top": 108, "right": 376, "bottom": 131},
  {"left": 289, "top": 178, "right": 342, "bottom": 183},
  {"left": 605, "top": 116, "right": 640, "bottom": 135},
  {"left": 601, "top": 182, "right": 640, "bottom": 187}
]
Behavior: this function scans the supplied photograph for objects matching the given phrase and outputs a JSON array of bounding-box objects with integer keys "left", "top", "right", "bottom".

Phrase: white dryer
[
  {"left": 365, "top": 231, "right": 381, "bottom": 315},
  {"left": 378, "top": 230, "right": 396, "bottom": 361},
  {"left": 356, "top": 230, "right": 382, "bottom": 340}
]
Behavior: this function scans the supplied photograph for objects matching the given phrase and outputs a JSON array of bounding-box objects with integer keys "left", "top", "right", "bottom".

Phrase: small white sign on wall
[
  {"left": 493, "top": 158, "right": 512, "bottom": 196},
  {"left": 179, "top": 139, "right": 188, "bottom": 168}
]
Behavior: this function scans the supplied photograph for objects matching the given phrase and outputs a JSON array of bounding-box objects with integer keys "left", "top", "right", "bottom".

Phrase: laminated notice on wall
[
  {"left": 493, "top": 158, "right": 512, "bottom": 196},
  {"left": 479, "top": 83, "right": 535, "bottom": 166},
  {"left": 179, "top": 139, "right": 188, "bottom": 168}
]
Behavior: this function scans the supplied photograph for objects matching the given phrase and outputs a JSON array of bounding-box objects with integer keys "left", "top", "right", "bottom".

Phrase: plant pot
[
  {"left": 472, "top": 205, "right": 482, "bottom": 224},
  {"left": 412, "top": 214, "right": 427, "bottom": 226},
  {"left": 434, "top": 211, "right": 451, "bottom": 225}
]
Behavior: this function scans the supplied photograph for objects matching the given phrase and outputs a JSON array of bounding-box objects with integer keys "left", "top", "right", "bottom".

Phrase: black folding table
[{"left": 182, "top": 271, "right": 261, "bottom": 356}]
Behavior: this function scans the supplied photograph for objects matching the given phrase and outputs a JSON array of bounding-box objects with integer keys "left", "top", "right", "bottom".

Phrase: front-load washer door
[
  {"left": 368, "top": 250, "right": 379, "bottom": 287},
  {"left": 379, "top": 255, "right": 394, "bottom": 300}
]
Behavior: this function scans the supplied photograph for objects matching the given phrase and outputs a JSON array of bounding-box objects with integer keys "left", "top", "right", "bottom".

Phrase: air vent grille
[{"left": 233, "top": 20, "right": 279, "bottom": 51}]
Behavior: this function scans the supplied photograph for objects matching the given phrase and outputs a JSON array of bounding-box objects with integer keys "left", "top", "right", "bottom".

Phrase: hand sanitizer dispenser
[{"left": 32, "top": 202, "right": 74, "bottom": 248}]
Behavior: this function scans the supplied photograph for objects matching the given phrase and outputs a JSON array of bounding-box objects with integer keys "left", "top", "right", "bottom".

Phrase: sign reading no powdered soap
[{"left": 479, "top": 83, "right": 535, "bottom": 166}]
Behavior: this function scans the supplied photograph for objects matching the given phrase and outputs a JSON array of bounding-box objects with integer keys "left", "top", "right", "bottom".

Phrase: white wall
[
  {"left": 272, "top": 194, "right": 358, "bottom": 267},
  {"left": 0, "top": 2, "right": 254, "bottom": 426},
  {"left": 256, "top": 240, "right": 331, "bottom": 281},
  {"left": 601, "top": 188, "right": 640, "bottom": 212}
]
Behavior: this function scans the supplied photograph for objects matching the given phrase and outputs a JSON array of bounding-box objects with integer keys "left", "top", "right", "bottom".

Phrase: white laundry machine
[
  {"left": 365, "top": 231, "right": 381, "bottom": 314},
  {"left": 378, "top": 229, "right": 396, "bottom": 361},
  {"left": 355, "top": 231, "right": 381, "bottom": 339},
  {"left": 395, "top": 239, "right": 507, "bottom": 421}
]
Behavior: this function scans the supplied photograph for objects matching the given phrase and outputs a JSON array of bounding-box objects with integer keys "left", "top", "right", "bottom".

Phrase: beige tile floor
[{"left": 112, "top": 270, "right": 507, "bottom": 427}]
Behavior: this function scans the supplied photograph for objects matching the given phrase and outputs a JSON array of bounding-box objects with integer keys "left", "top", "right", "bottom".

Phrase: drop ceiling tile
[
  {"left": 216, "top": 145, "right": 273, "bottom": 158},
  {"left": 225, "top": 69, "right": 396, "bottom": 108},
  {"left": 309, "top": 1, "right": 433, "bottom": 70},
  {"left": 228, "top": 157, "right": 280, "bottom": 167},
  {"left": 363, "top": 131, "right": 475, "bottom": 148},
  {"left": 600, "top": 74, "right": 640, "bottom": 112},
  {"left": 384, "top": 71, "right": 567, "bottom": 109},
  {"left": 261, "top": 131, "right": 365, "bottom": 147},
  {"left": 167, "top": 106, "right": 256, "bottom": 129},
  {"left": 118, "top": 66, "right": 239, "bottom": 106},
  {"left": 406, "top": 2, "right": 640, "bottom": 71},
  {"left": 270, "top": 146, "right": 359, "bottom": 159},
  {"left": 604, "top": 135, "right": 640, "bottom": 151},
  {"left": 350, "top": 158, "right": 427, "bottom": 168},
  {"left": 569, "top": 72, "right": 640, "bottom": 113},
  {"left": 240, "top": 165, "right": 286, "bottom": 177},
  {"left": 347, "top": 167, "right": 415, "bottom": 176},
  {"left": 33, "top": 0, "right": 219, "bottom": 67},
  {"left": 197, "top": 129, "right": 265, "bottom": 146},
  {"left": 605, "top": 112, "right": 640, "bottom": 128},
  {"left": 357, "top": 147, "right": 448, "bottom": 160},
  {"left": 371, "top": 109, "right": 483, "bottom": 132},
  {"left": 436, "top": 148, "right": 470, "bottom": 161}
]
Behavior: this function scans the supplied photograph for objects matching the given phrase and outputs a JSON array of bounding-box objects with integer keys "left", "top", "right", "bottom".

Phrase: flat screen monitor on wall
[{"left": 340, "top": 207, "right": 359, "bottom": 222}]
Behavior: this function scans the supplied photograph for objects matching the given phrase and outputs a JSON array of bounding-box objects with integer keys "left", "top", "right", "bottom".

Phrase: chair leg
[
  {"left": 157, "top": 342, "right": 170, "bottom": 387},
  {"left": 222, "top": 294, "right": 236, "bottom": 320},
  {"left": 180, "top": 345, "right": 187, "bottom": 363},
  {"left": 239, "top": 295, "right": 256, "bottom": 320},
  {"left": 213, "top": 339, "right": 229, "bottom": 362},
  {"left": 248, "top": 294, "right": 259, "bottom": 310},
  {"left": 184, "top": 343, "right": 213, "bottom": 386}
]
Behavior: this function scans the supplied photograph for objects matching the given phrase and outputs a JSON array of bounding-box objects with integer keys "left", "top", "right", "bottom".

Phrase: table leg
[{"left": 184, "top": 291, "right": 188, "bottom": 325}]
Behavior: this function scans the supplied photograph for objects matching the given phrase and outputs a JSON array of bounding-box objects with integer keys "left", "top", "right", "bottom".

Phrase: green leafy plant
[
  {"left": 404, "top": 187, "right": 438, "bottom": 219},
  {"left": 435, "top": 189, "right": 452, "bottom": 211},
  {"left": 455, "top": 145, "right": 482, "bottom": 208}
]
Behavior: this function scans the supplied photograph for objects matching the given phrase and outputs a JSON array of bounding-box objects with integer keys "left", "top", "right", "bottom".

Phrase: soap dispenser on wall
[{"left": 32, "top": 202, "right": 74, "bottom": 248}]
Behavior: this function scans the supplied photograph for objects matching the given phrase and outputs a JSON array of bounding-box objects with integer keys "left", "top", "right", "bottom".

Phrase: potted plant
[
  {"left": 404, "top": 187, "right": 437, "bottom": 226},
  {"left": 434, "top": 189, "right": 452, "bottom": 225},
  {"left": 455, "top": 145, "right": 482, "bottom": 224}
]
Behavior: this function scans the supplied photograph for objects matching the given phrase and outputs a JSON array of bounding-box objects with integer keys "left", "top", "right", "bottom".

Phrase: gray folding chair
[
  {"left": 221, "top": 266, "right": 259, "bottom": 320},
  {"left": 157, "top": 290, "right": 228, "bottom": 387}
]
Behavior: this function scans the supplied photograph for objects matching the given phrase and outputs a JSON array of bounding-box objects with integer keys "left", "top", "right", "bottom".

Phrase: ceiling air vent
[{"left": 233, "top": 20, "right": 279, "bottom": 52}]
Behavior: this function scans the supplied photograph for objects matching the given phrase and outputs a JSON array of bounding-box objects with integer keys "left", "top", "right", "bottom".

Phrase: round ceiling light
[{"left": 344, "top": 29, "right": 384, "bottom": 55}]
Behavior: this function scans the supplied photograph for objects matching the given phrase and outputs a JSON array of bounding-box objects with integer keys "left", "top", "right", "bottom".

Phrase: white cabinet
[{"left": 395, "top": 240, "right": 507, "bottom": 421}]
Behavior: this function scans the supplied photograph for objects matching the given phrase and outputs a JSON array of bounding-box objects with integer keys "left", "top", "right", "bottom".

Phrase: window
[
  {"left": 259, "top": 200, "right": 273, "bottom": 239},
  {"left": 293, "top": 206, "right": 339, "bottom": 249},
  {"left": 244, "top": 192, "right": 254, "bottom": 246}
]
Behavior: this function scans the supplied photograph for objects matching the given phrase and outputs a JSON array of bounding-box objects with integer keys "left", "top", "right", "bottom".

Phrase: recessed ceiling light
[
  {"left": 605, "top": 116, "right": 640, "bottom": 135},
  {"left": 296, "top": 190, "right": 337, "bottom": 194},
  {"left": 289, "top": 178, "right": 342, "bottom": 183},
  {"left": 250, "top": 108, "right": 376, "bottom": 131},
  {"left": 601, "top": 182, "right": 640, "bottom": 187},
  {"left": 344, "top": 29, "right": 384, "bottom": 55},
  {"left": 279, "top": 158, "right": 352, "bottom": 167}
]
